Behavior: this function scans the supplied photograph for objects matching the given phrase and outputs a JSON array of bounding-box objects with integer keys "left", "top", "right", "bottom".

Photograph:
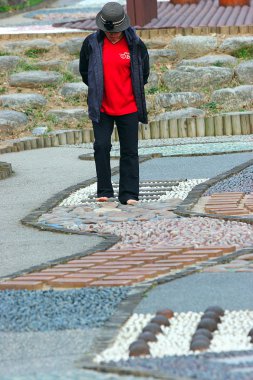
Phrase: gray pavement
[
  {"left": 134, "top": 273, "right": 253, "bottom": 314},
  {"left": 0, "top": 147, "right": 118, "bottom": 278}
]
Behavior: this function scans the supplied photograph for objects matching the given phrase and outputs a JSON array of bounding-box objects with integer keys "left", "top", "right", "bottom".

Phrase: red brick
[
  {"left": 191, "top": 246, "right": 235, "bottom": 254},
  {"left": 48, "top": 278, "right": 93, "bottom": 288},
  {"left": 54, "top": 264, "right": 94, "bottom": 269},
  {"left": 63, "top": 273, "right": 106, "bottom": 279},
  {"left": 80, "top": 268, "right": 119, "bottom": 274},
  {"left": 155, "top": 261, "right": 185, "bottom": 268},
  {"left": 108, "top": 248, "right": 145, "bottom": 253},
  {"left": 124, "top": 269, "right": 157, "bottom": 278},
  {"left": 161, "top": 256, "right": 196, "bottom": 263},
  {"left": 48, "top": 267, "right": 84, "bottom": 272},
  {"left": 0, "top": 281, "right": 43, "bottom": 290},
  {"left": 145, "top": 248, "right": 183, "bottom": 254},
  {"left": 14, "top": 275, "right": 56, "bottom": 281},
  {"left": 90, "top": 279, "right": 133, "bottom": 286},
  {"left": 103, "top": 274, "right": 145, "bottom": 281},
  {"left": 67, "top": 259, "right": 108, "bottom": 264},
  {"left": 40, "top": 270, "right": 69, "bottom": 276},
  {"left": 129, "top": 255, "right": 158, "bottom": 262},
  {"left": 117, "top": 259, "right": 145, "bottom": 265},
  {"left": 83, "top": 255, "right": 121, "bottom": 260},
  {"left": 100, "top": 265, "right": 133, "bottom": 270}
]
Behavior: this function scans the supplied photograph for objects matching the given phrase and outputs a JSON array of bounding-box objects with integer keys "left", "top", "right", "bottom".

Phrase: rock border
[{"left": 175, "top": 157, "right": 253, "bottom": 224}]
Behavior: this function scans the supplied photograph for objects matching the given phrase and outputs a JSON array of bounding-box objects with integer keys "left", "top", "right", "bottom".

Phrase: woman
[{"left": 79, "top": 1, "right": 149, "bottom": 205}]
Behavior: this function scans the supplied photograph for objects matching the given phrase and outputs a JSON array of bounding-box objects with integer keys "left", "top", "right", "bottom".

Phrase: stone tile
[{"left": 0, "top": 280, "right": 43, "bottom": 290}]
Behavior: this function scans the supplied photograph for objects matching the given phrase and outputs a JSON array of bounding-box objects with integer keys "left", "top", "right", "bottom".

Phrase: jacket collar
[{"left": 95, "top": 27, "right": 140, "bottom": 45}]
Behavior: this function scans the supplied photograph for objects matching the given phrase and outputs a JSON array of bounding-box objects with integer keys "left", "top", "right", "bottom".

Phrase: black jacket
[{"left": 79, "top": 27, "right": 149, "bottom": 124}]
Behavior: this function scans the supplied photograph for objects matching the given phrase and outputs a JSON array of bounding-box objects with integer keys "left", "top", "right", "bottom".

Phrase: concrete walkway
[{"left": 0, "top": 147, "right": 117, "bottom": 278}]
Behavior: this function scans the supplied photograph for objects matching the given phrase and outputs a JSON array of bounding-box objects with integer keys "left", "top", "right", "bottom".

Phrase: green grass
[
  {"left": 61, "top": 71, "right": 77, "bottom": 83},
  {"left": 0, "top": 87, "right": 6, "bottom": 94},
  {"left": 232, "top": 46, "right": 253, "bottom": 60},
  {"left": 13, "top": 60, "right": 38, "bottom": 72},
  {"left": 24, "top": 48, "right": 49, "bottom": 58},
  {"left": 0, "top": 0, "right": 44, "bottom": 13}
]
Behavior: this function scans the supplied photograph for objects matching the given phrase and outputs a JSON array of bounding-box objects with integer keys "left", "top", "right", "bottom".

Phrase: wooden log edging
[
  {"left": 0, "top": 111, "right": 253, "bottom": 156},
  {"left": 0, "top": 161, "right": 12, "bottom": 180},
  {"left": 0, "top": 24, "right": 252, "bottom": 41}
]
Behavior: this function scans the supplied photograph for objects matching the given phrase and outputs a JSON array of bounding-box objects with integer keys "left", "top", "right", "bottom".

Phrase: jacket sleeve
[
  {"left": 79, "top": 37, "right": 90, "bottom": 86},
  {"left": 139, "top": 40, "right": 149, "bottom": 85}
]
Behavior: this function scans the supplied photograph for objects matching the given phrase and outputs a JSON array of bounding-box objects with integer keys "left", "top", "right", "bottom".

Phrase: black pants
[{"left": 92, "top": 112, "right": 139, "bottom": 204}]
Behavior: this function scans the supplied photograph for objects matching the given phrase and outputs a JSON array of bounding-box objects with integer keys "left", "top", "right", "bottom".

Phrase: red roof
[{"left": 53, "top": 0, "right": 253, "bottom": 30}]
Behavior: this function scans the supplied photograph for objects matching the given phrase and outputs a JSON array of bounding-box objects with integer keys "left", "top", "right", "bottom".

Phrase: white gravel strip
[
  {"left": 95, "top": 311, "right": 253, "bottom": 363},
  {"left": 59, "top": 179, "right": 208, "bottom": 206}
]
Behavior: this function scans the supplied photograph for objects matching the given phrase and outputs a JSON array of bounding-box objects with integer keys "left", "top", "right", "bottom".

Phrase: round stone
[
  {"left": 138, "top": 331, "right": 158, "bottom": 342},
  {"left": 142, "top": 322, "right": 162, "bottom": 335},
  {"left": 150, "top": 315, "right": 170, "bottom": 327},
  {"left": 190, "top": 337, "right": 210, "bottom": 351},
  {"left": 248, "top": 328, "right": 253, "bottom": 337},
  {"left": 197, "top": 318, "right": 217, "bottom": 332},
  {"left": 129, "top": 340, "right": 150, "bottom": 356},
  {"left": 156, "top": 309, "right": 174, "bottom": 319},
  {"left": 201, "top": 311, "right": 221, "bottom": 324},
  {"left": 204, "top": 306, "right": 225, "bottom": 316},
  {"left": 192, "top": 328, "right": 213, "bottom": 340}
]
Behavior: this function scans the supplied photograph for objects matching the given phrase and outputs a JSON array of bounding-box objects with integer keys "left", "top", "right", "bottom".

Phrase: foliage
[
  {"left": 13, "top": 60, "right": 38, "bottom": 72},
  {"left": 232, "top": 46, "right": 253, "bottom": 60},
  {"left": 24, "top": 48, "right": 49, "bottom": 58},
  {"left": 0, "top": 0, "right": 44, "bottom": 12},
  {"left": 0, "top": 87, "right": 6, "bottom": 94}
]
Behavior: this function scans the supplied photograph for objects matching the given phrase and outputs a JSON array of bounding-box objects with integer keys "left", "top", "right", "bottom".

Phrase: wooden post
[
  {"left": 74, "top": 131, "right": 83, "bottom": 144},
  {"left": 66, "top": 131, "right": 75, "bottom": 145},
  {"left": 58, "top": 132, "right": 67, "bottom": 145},
  {"left": 223, "top": 115, "right": 232, "bottom": 136},
  {"left": 205, "top": 117, "right": 215, "bottom": 136},
  {"left": 169, "top": 119, "right": 178, "bottom": 138},
  {"left": 150, "top": 121, "right": 160, "bottom": 139},
  {"left": 127, "top": 0, "right": 157, "bottom": 27},
  {"left": 250, "top": 114, "right": 253, "bottom": 134},
  {"left": 82, "top": 129, "right": 91, "bottom": 143},
  {"left": 240, "top": 114, "right": 251, "bottom": 135},
  {"left": 214, "top": 115, "right": 223, "bottom": 136},
  {"left": 231, "top": 114, "right": 241, "bottom": 135},
  {"left": 187, "top": 118, "right": 197, "bottom": 137},
  {"left": 142, "top": 123, "right": 151, "bottom": 140},
  {"left": 159, "top": 120, "right": 170, "bottom": 139},
  {"left": 178, "top": 118, "right": 187, "bottom": 138},
  {"left": 196, "top": 117, "right": 205, "bottom": 137}
]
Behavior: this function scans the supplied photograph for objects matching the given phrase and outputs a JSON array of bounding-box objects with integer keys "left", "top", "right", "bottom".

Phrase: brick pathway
[
  {"left": 0, "top": 245, "right": 236, "bottom": 290},
  {"left": 203, "top": 192, "right": 253, "bottom": 216}
]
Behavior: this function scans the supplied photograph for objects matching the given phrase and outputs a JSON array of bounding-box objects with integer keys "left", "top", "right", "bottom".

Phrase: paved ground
[{"left": 0, "top": 147, "right": 118, "bottom": 278}]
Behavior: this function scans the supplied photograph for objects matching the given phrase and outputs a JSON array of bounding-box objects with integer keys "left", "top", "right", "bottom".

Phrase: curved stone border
[
  {"left": 0, "top": 161, "right": 12, "bottom": 180},
  {"left": 175, "top": 157, "right": 253, "bottom": 224}
]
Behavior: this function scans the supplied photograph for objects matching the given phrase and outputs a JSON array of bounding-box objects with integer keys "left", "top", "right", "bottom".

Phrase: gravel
[
  {"left": 0, "top": 287, "right": 130, "bottom": 332},
  {"left": 205, "top": 165, "right": 253, "bottom": 195},
  {"left": 111, "top": 351, "right": 253, "bottom": 380}
]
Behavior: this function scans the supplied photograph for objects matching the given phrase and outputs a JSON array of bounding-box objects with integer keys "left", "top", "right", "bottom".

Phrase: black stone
[
  {"left": 129, "top": 340, "right": 150, "bottom": 356},
  {"left": 156, "top": 309, "right": 174, "bottom": 319},
  {"left": 201, "top": 311, "right": 221, "bottom": 324},
  {"left": 190, "top": 337, "right": 210, "bottom": 351},
  {"left": 142, "top": 322, "right": 162, "bottom": 335},
  {"left": 192, "top": 328, "right": 213, "bottom": 340},
  {"left": 138, "top": 331, "right": 158, "bottom": 342},
  {"left": 204, "top": 306, "right": 225, "bottom": 317},
  {"left": 197, "top": 318, "right": 217, "bottom": 332}
]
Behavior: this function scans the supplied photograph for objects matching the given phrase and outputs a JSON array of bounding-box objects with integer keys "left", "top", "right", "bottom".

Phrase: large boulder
[
  {"left": 211, "top": 85, "right": 253, "bottom": 108},
  {"left": 177, "top": 54, "right": 237, "bottom": 67},
  {"left": 58, "top": 38, "right": 84, "bottom": 55},
  {"left": 47, "top": 108, "right": 88, "bottom": 121},
  {"left": 145, "top": 71, "right": 160, "bottom": 91},
  {"left": 156, "top": 92, "right": 204, "bottom": 109},
  {"left": 3, "top": 39, "right": 54, "bottom": 53},
  {"left": 170, "top": 36, "right": 218, "bottom": 58},
  {"left": 67, "top": 59, "right": 81, "bottom": 78},
  {"left": 148, "top": 49, "right": 177, "bottom": 65},
  {"left": 235, "top": 60, "right": 253, "bottom": 84},
  {"left": 0, "top": 110, "right": 28, "bottom": 135},
  {"left": 162, "top": 66, "right": 233, "bottom": 91},
  {"left": 143, "top": 39, "right": 169, "bottom": 49},
  {"left": 154, "top": 107, "right": 205, "bottom": 121},
  {"left": 35, "top": 60, "right": 64, "bottom": 70},
  {"left": 220, "top": 37, "right": 253, "bottom": 53},
  {"left": 0, "top": 93, "right": 47, "bottom": 109},
  {"left": 9, "top": 71, "right": 63, "bottom": 88},
  {"left": 60, "top": 82, "right": 88, "bottom": 97},
  {"left": 0, "top": 56, "right": 21, "bottom": 72}
]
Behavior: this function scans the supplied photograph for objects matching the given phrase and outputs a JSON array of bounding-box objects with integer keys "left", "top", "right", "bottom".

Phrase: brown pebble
[
  {"left": 197, "top": 318, "right": 217, "bottom": 332},
  {"left": 150, "top": 315, "right": 170, "bottom": 327},
  {"left": 143, "top": 322, "right": 162, "bottom": 335},
  {"left": 129, "top": 340, "right": 150, "bottom": 356},
  {"left": 204, "top": 306, "right": 225, "bottom": 316},
  {"left": 201, "top": 311, "right": 221, "bottom": 324},
  {"left": 156, "top": 309, "right": 174, "bottom": 319}
]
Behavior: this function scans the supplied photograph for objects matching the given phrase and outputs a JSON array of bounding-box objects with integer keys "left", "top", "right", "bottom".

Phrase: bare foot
[
  {"left": 96, "top": 197, "right": 109, "bottom": 202},
  {"left": 126, "top": 199, "right": 138, "bottom": 205}
]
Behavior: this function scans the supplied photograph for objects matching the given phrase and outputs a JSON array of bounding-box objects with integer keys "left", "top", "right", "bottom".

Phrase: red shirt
[{"left": 100, "top": 35, "right": 137, "bottom": 115}]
